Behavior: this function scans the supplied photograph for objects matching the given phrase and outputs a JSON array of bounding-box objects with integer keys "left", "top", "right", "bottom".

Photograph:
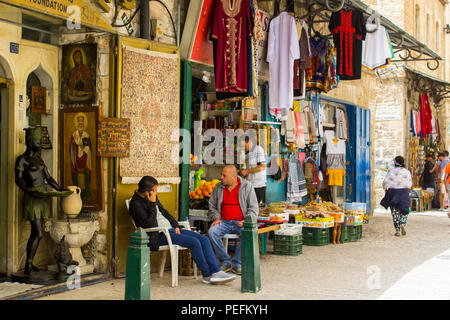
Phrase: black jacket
[
  {"left": 129, "top": 192, "right": 180, "bottom": 251},
  {"left": 380, "top": 188, "right": 410, "bottom": 215}
]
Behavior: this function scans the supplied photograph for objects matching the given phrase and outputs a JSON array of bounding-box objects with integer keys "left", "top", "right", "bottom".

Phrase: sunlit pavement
[{"left": 37, "top": 209, "right": 450, "bottom": 300}]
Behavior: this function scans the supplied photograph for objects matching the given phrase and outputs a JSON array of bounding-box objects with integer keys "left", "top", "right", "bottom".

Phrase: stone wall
[{"left": 59, "top": 32, "right": 112, "bottom": 273}]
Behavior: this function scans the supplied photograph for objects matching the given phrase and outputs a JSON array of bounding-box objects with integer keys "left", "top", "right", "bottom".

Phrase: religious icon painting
[
  {"left": 60, "top": 106, "right": 104, "bottom": 211},
  {"left": 31, "top": 86, "right": 47, "bottom": 114},
  {"left": 61, "top": 43, "right": 97, "bottom": 105}
]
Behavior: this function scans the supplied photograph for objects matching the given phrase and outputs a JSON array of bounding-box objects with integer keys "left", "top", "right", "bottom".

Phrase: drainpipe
[{"left": 140, "top": 0, "right": 150, "bottom": 40}]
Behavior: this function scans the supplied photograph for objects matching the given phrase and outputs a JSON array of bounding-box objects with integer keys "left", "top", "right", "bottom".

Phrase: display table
[{"left": 258, "top": 223, "right": 280, "bottom": 254}]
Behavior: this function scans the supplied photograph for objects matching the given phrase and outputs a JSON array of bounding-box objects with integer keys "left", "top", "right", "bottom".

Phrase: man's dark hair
[
  {"left": 426, "top": 154, "right": 434, "bottom": 159},
  {"left": 138, "top": 176, "right": 158, "bottom": 193},
  {"left": 438, "top": 152, "right": 446, "bottom": 158},
  {"left": 444, "top": 150, "right": 449, "bottom": 157}
]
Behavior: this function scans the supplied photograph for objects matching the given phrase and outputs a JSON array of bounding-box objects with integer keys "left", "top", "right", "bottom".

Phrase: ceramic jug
[{"left": 61, "top": 186, "right": 82, "bottom": 218}]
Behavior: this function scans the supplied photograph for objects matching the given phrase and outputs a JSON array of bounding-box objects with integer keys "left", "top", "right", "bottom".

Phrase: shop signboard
[
  {"left": 180, "top": 0, "right": 271, "bottom": 81},
  {"left": 1, "top": 0, "right": 114, "bottom": 32}
]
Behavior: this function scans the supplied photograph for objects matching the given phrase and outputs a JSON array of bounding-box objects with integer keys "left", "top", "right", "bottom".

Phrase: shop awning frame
[
  {"left": 405, "top": 66, "right": 450, "bottom": 104},
  {"left": 274, "top": 0, "right": 446, "bottom": 71}
]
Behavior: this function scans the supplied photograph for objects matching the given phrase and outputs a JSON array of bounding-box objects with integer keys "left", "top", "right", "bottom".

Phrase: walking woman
[{"left": 380, "top": 156, "right": 412, "bottom": 236}]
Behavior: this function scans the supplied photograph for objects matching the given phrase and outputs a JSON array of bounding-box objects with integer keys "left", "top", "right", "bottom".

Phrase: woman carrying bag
[{"left": 380, "top": 156, "right": 412, "bottom": 236}]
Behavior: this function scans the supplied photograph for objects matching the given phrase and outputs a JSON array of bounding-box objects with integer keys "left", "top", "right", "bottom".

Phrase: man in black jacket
[{"left": 129, "top": 176, "right": 236, "bottom": 284}]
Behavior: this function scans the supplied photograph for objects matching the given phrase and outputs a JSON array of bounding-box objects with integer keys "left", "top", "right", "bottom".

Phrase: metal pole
[{"left": 140, "top": 0, "right": 150, "bottom": 40}]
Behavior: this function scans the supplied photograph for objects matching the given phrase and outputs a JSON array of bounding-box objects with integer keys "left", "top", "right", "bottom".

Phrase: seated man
[
  {"left": 208, "top": 165, "right": 259, "bottom": 275},
  {"left": 129, "top": 176, "right": 236, "bottom": 285}
]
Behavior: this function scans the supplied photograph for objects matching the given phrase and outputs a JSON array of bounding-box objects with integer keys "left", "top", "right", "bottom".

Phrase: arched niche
[{"left": 26, "top": 65, "right": 54, "bottom": 173}]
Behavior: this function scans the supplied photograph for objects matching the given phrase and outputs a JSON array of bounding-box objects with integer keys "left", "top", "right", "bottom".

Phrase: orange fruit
[
  {"left": 195, "top": 189, "right": 202, "bottom": 196},
  {"left": 207, "top": 186, "right": 213, "bottom": 193}
]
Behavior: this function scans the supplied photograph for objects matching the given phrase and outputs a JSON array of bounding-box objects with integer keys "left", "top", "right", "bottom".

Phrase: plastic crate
[
  {"left": 274, "top": 234, "right": 302, "bottom": 256},
  {"left": 355, "top": 225, "right": 363, "bottom": 240},
  {"left": 302, "top": 227, "right": 330, "bottom": 246}
]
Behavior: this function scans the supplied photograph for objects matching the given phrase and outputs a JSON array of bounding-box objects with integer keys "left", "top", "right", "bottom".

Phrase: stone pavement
[{"left": 36, "top": 210, "right": 450, "bottom": 300}]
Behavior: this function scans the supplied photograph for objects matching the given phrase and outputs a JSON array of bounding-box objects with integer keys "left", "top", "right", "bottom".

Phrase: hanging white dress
[
  {"left": 362, "top": 24, "right": 393, "bottom": 70},
  {"left": 267, "top": 12, "right": 300, "bottom": 111}
]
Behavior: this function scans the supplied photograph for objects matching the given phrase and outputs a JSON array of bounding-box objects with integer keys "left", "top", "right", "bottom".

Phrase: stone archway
[{"left": 0, "top": 57, "right": 12, "bottom": 275}]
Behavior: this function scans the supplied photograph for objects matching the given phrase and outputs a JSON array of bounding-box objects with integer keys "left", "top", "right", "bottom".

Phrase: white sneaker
[
  {"left": 209, "top": 271, "right": 236, "bottom": 284},
  {"left": 202, "top": 276, "right": 211, "bottom": 284}
]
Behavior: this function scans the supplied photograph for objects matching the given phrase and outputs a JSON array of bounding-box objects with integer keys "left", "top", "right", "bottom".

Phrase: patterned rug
[{"left": 120, "top": 46, "right": 180, "bottom": 184}]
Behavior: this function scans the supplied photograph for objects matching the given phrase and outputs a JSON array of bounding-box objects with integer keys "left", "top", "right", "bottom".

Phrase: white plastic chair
[
  {"left": 222, "top": 234, "right": 240, "bottom": 254},
  {"left": 125, "top": 199, "right": 197, "bottom": 287}
]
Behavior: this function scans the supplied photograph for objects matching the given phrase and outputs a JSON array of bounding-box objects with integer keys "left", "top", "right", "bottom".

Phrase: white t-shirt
[
  {"left": 246, "top": 145, "right": 267, "bottom": 188},
  {"left": 324, "top": 130, "right": 346, "bottom": 155}
]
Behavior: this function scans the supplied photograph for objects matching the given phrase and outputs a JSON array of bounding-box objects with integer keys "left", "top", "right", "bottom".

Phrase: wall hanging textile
[{"left": 120, "top": 46, "right": 180, "bottom": 183}]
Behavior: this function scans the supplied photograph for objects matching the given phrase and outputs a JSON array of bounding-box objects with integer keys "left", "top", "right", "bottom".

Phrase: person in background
[
  {"left": 381, "top": 156, "right": 412, "bottom": 237},
  {"left": 421, "top": 154, "right": 438, "bottom": 208},
  {"left": 436, "top": 152, "right": 449, "bottom": 210},
  {"left": 240, "top": 136, "right": 267, "bottom": 205},
  {"left": 208, "top": 165, "right": 259, "bottom": 275},
  {"left": 128, "top": 176, "right": 236, "bottom": 285}
]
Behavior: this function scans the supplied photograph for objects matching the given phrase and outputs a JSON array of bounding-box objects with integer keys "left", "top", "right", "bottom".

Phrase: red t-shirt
[{"left": 221, "top": 180, "right": 244, "bottom": 221}]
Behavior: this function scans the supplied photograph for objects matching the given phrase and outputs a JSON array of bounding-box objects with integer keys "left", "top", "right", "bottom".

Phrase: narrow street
[{"left": 37, "top": 210, "right": 450, "bottom": 300}]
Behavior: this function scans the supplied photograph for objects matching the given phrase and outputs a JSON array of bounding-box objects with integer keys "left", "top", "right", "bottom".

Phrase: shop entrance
[{"left": 0, "top": 62, "right": 9, "bottom": 275}]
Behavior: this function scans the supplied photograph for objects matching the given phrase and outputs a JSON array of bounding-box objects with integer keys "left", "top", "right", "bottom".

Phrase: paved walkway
[{"left": 37, "top": 210, "right": 450, "bottom": 300}]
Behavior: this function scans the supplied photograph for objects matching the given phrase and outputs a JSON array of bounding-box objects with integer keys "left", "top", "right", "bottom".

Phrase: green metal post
[
  {"left": 124, "top": 228, "right": 150, "bottom": 300},
  {"left": 180, "top": 59, "right": 192, "bottom": 221},
  {"left": 241, "top": 215, "right": 261, "bottom": 293}
]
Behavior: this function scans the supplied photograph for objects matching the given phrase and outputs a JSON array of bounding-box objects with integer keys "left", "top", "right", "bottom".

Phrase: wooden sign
[{"left": 97, "top": 118, "right": 130, "bottom": 157}]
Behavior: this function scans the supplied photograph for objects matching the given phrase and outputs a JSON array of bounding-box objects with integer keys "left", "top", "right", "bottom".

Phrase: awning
[
  {"left": 293, "top": 0, "right": 444, "bottom": 71},
  {"left": 405, "top": 66, "right": 450, "bottom": 103}
]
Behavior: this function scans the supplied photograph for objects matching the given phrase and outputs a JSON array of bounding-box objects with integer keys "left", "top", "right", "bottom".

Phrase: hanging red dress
[
  {"left": 328, "top": 9, "right": 366, "bottom": 80},
  {"left": 211, "top": 0, "right": 252, "bottom": 93},
  {"left": 420, "top": 93, "right": 433, "bottom": 137}
]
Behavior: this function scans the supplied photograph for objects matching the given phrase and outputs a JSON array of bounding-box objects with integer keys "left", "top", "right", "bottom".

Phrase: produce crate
[
  {"left": 355, "top": 224, "right": 363, "bottom": 240},
  {"left": 273, "top": 234, "right": 302, "bottom": 256},
  {"left": 302, "top": 227, "right": 330, "bottom": 246}
]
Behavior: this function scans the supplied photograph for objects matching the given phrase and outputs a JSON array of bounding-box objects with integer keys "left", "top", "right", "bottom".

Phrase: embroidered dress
[
  {"left": 329, "top": 9, "right": 366, "bottom": 80},
  {"left": 212, "top": 0, "right": 252, "bottom": 93},
  {"left": 293, "top": 18, "right": 312, "bottom": 99}
]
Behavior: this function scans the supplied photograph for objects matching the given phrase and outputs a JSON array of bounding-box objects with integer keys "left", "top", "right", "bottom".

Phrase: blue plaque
[{"left": 10, "top": 42, "right": 19, "bottom": 54}]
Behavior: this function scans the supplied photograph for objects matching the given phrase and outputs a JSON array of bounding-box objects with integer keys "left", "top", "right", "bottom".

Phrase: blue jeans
[
  {"left": 158, "top": 229, "right": 220, "bottom": 277},
  {"left": 207, "top": 220, "right": 242, "bottom": 268}
]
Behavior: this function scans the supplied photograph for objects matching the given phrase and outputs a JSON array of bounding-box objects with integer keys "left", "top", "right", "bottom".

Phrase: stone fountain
[{"left": 45, "top": 186, "right": 99, "bottom": 275}]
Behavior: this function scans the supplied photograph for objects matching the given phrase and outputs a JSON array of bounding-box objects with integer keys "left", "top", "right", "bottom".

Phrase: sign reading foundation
[
  {"left": 97, "top": 117, "right": 131, "bottom": 157},
  {"left": 0, "top": 0, "right": 114, "bottom": 32}
]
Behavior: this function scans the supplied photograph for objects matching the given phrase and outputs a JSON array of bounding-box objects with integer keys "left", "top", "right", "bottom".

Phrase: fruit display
[
  {"left": 305, "top": 200, "right": 343, "bottom": 213},
  {"left": 189, "top": 179, "right": 221, "bottom": 200},
  {"left": 302, "top": 212, "right": 331, "bottom": 219}
]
